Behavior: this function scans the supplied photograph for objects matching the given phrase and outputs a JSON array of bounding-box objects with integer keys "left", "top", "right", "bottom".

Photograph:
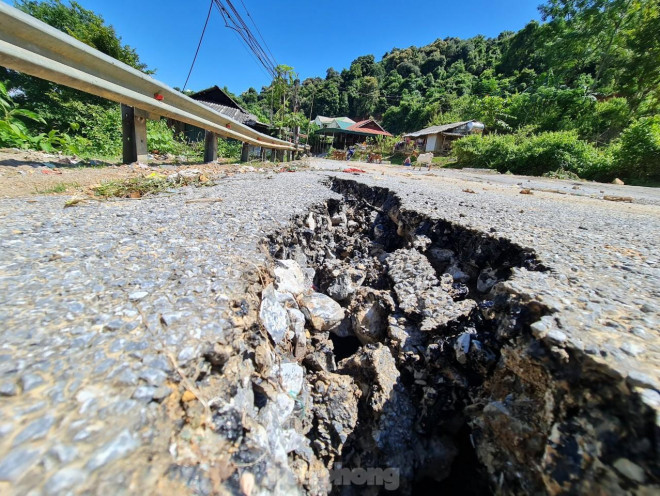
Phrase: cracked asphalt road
[{"left": 0, "top": 158, "right": 657, "bottom": 494}]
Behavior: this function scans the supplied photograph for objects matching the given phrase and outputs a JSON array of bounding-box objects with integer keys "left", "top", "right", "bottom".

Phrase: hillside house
[
  {"left": 312, "top": 116, "right": 392, "bottom": 153},
  {"left": 169, "top": 86, "right": 270, "bottom": 142},
  {"left": 404, "top": 120, "right": 484, "bottom": 154},
  {"left": 313, "top": 116, "right": 356, "bottom": 129}
]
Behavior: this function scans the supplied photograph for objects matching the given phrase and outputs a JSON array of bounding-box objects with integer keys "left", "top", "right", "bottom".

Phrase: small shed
[{"left": 404, "top": 121, "right": 484, "bottom": 154}]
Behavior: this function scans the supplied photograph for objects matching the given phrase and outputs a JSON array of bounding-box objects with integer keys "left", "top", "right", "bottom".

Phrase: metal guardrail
[{"left": 0, "top": 3, "right": 295, "bottom": 151}]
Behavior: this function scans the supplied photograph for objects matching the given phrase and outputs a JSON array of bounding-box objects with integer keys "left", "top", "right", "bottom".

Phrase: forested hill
[
  {"left": 2, "top": 0, "right": 658, "bottom": 183},
  {"left": 238, "top": 0, "right": 659, "bottom": 139}
]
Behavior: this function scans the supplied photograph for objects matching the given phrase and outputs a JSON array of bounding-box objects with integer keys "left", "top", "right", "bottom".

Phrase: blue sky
[{"left": 8, "top": 0, "right": 543, "bottom": 95}]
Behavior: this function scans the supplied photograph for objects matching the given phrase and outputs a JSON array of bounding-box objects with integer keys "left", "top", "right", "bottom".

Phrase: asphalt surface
[{"left": 0, "top": 159, "right": 658, "bottom": 493}]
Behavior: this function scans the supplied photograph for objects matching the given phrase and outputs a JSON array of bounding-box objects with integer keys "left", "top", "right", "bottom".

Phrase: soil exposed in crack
[
  {"left": 263, "top": 178, "right": 658, "bottom": 495},
  {"left": 266, "top": 178, "right": 547, "bottom": 494},
  {"left": 163, "top": 178, "right": 658, "bottom": 496}
]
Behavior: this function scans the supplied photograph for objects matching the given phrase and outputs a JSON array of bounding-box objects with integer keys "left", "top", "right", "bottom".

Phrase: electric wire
[
  {"left": 228, "top": 27, "right": 273, "bottom": 82},
  {"left": 238, "top": 0, "right": 277, "bottom": 68},
  {"left": 224, "top": 0, "right": 276, "bottom": 71},
  {"left": 182, "top": 0, "right": 214, "bottom": 91},
  {"left": 212, "top": 0, "right": 276, "bottom": 78}
]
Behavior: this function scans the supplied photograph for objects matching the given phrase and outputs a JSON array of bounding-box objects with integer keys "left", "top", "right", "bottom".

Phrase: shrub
[
  {"left": 612, "top": 116, "right": 660, "bottom": 181},
  {"left": 516, "top": 131, "right": 604, "bottom": 176},
  {"left": 217, "top": 138, "right": 242, "bottom": 160},
  {"left": 146, "top": 119, "right": 207, "bottom": 160},
  {"left": 454, "top": 130, "right": 608, "bottom": 177}
]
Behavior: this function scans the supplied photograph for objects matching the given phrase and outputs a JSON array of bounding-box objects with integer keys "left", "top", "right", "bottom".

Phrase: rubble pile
[
  {"left": 256, "top": 178, "right": 658, "bottom": 494},
  {"left": 163, "top": 178, "right": 657, "bottom": 495}
]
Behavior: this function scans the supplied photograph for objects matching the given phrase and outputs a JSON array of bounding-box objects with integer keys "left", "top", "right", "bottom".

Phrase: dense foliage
[
  {"left": 0, "top": 0, "right": 658, "bottom": 180},
  {"left": 454, "top": 131, "right": 612, "bottom": 178},
  {"left": 235, "top": 0, "right": 658, "bottom": 181},
  {"left": 0, "top": 0, "right": 236, "bottom": 161}
]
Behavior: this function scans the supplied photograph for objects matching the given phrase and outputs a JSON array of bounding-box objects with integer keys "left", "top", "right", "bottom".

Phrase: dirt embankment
[{"left": 0, "top": 148, "right": 284, "bottom": 199}]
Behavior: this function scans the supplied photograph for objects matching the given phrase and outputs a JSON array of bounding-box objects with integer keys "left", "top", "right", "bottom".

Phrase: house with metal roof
[
  {"left": 314, "top": 116, "right": 356, "bottom": 128},
  {"left": 169, "top": 86, "right": 270, "bottom": 142},
  {"left": 405, "top": 120, "right": 484, "bottom": 154},
  {"left": 191, "top": 86, "right": 269, "bottom": 133},
  {"left": 312, "top": 116, "right": 392, "bottom": 152}
]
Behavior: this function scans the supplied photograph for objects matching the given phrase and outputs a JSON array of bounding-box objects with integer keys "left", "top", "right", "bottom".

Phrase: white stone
[
  {"left": 613, "top": 458, "right": 646, "bottom": 483},
  {"left": 128, "top": 291, "right": 148, "bottom": 301},
  {"left": 307, "top": 213, "right": 316, "bottom": 230},
  {"left": 45, "top": 468, "right": 87, "bottom": 494},
  {"left": 86, "top": 430, "right": 138, "bottom": 471},
  {"left": 274, "top": 362, "right": 304, "bottom": 395},
  {"left": 299, "top": 293, "right": 345, "bottom": 331},
  {"left": 259, "top": 284, "right": 289, "bottom": 344},
  {"left": 274, "top": 260, "right": 309, "bottom": 296}
]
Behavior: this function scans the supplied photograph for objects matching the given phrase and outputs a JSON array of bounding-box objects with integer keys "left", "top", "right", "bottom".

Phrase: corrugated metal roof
[
  {"left": 197, "top": 100, "right": 264, "bottom": 127},
  {"left": 347, "top": 119, "right": 392, "bottom": 136},
  {"left": 404, "top": 121, "right": 470, "bottom": 137},
  {"left": 334, "top": 120, "right": 354, "bottom": 130}
]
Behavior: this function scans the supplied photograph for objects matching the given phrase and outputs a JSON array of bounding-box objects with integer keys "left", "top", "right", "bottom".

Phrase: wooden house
[
  {"left": 404, "top": 121, "right": 484, "bottom": 154},
  {"left": 169, "top": 85, "right": 269, "bottom": 142}
]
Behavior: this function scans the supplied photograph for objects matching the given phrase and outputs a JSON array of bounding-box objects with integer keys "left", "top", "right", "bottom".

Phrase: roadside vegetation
[
  {"left": 91, "top": 171, "right": 213, "bottom": 199},
  {"left": 0, "top": 0, "right": 241, "bottom": 163},
  {"left": 0, "top": 0, "right": 658, "bottom": 183}
]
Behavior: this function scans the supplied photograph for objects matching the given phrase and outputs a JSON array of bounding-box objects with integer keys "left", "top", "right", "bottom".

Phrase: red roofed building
[
  {"left": 312, "top": 116, "right": 392, "bottom": 153},
  {"left": 347, "top": 119, "right": 392, "bottom": 137}
]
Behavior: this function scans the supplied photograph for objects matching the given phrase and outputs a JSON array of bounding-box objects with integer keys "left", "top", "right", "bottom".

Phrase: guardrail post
[
  {"left": 287, "top": 150, "right": 292, "bottom": 162},
  {"left": 240, "top": 142, "right": 249, "bottom": 163},
  {"left": 204, "top": 131, "right": 218, "bottom": 163},
  {"left": 270, "top": 149, "right": 276, "bottom": 161},
  {"left": 121, "top": 104, "right": 148, "bottom": 164}
]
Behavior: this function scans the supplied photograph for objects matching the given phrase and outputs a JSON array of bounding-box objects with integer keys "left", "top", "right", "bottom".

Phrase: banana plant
[{"left": 0, "top": 81, "right": 46, "bottom": 148}]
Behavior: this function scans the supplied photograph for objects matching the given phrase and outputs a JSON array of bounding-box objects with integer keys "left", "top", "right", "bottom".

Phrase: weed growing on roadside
[
  {"left": 92, "top": 173, "right": 210, "bottom": 199},
  {"left": 35, "top": 181, "right": 82, "bottom": 194}
]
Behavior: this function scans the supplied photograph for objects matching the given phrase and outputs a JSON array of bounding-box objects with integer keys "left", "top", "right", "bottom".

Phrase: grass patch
[
  {"left": 36, "top": 182, "right": 82, "bottom": 194},
  {"left": 92, "top": 172, "right": 209, "bottom": 199},
  {"left": 542, "top": 168, "right": 583, "bottom": 181},
  {"left": 64, "top": 197, "right": 86, "bottom": 208},
  {"left": 432, "top": 156, "right": 457, "bottom": 167}
]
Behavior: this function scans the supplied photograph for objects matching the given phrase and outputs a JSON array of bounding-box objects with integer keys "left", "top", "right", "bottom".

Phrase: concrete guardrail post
[
  {"left": 241, "top": 142, "right": 249, "bottom": 163},
  {"left": 204, "top": 131, "right": 218, "bottom": 163},
  {"left": 121, "top": 104, "right": 148, "bottom": 164}
]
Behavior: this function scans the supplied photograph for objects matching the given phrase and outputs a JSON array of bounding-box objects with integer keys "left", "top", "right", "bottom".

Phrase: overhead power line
[
  {"left": 213, "top": 0, "right": 277, "bottom": 78},
  {"left": 238, "top": 0, "right": 277, "bottom": 68},
  {"left": 182, "top": 0, "right": 214, "bottom": 91},
  {"left": 182, "top": 0, "right": 279, "bottom": 89}
]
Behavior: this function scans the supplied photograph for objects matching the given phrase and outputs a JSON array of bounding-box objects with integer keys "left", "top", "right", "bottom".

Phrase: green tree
[
  {"left": 16, "top": 0, "right": 150, "bottom": 72},
  {"left": 619, "top": 0, "right": 660, "bottom": 111},
  {"left": 539, "top": 0, "right": 642, "bottom": 89},
  {"left": 2, "top": 0, "right": 154, "bottom": 156},
  {"left": 353, "top": 76, "right": 380, "bottom": 119},
  {"left": 614, "top": 116, "right": 660, "bottom": 180}
]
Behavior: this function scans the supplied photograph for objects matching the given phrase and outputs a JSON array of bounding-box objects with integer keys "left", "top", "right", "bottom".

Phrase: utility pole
[{"left": 292, "top": 78, "right": 300, "bottom": 150}]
